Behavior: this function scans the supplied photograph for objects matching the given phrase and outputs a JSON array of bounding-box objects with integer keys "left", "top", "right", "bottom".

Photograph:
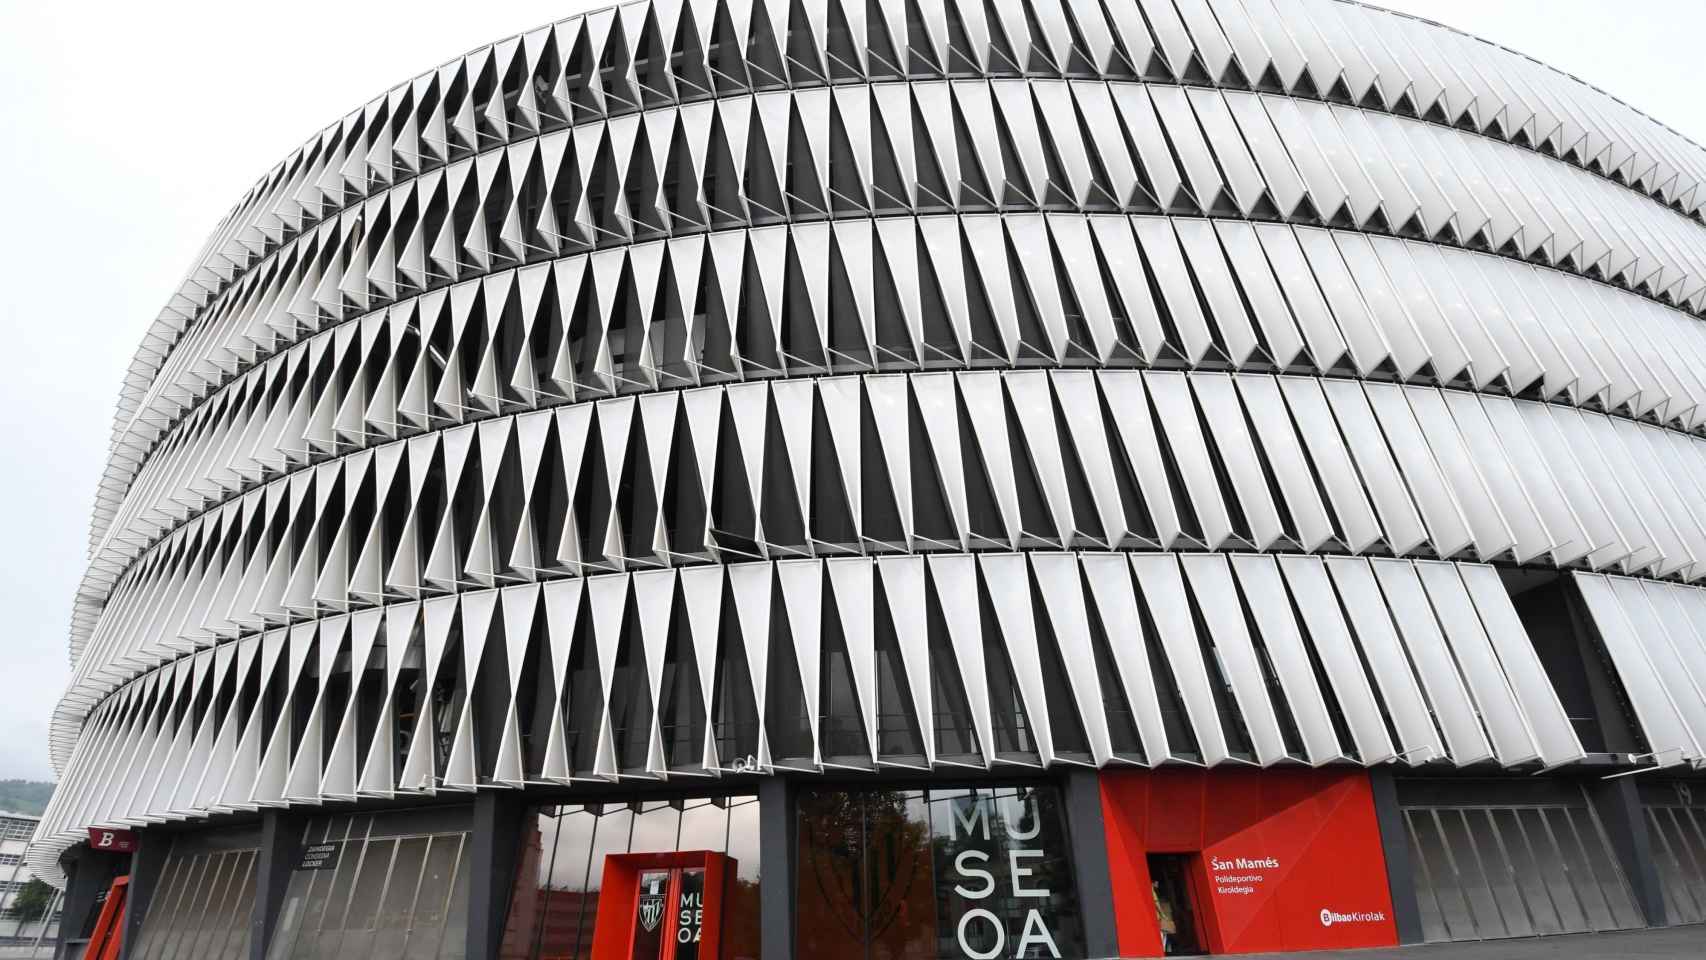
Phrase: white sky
[{"left": 0, "top": 0, "right": 1700, "bottom": 782}]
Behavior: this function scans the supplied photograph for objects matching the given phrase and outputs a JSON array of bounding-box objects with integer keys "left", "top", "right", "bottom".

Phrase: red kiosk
[{"left": 586, "top": 852, "right": 731, "bottom": 960}]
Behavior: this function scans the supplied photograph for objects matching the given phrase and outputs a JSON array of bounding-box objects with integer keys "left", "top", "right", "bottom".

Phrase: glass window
[
  {"left": 131, "top": 830, "right": 260, "bottom": 960},
  {"left": 499, "top": 794, "right": 761, "bottom": 960},
  {"left": 798, "top": 785, "right": 1084, "bottom": 960},
  {"left": 1400, "top": 797, "right": 1640, "bottom": 942},
  {"left": 265, "top": 809, "right": 472, "bottom": 960}
]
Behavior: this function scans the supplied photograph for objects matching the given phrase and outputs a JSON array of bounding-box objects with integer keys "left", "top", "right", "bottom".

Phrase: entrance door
[{"left": 1148, "top": 854, "right": 1204, "bottom": 956}]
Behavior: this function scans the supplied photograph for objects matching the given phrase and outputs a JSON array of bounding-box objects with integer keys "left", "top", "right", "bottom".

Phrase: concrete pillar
[
  {"left": 249, "top": 811, "right": 302, "bottom": 960},
  {"left": 117, "top": 831, "right": 169, "bottom": 960},
  {"left": 1588, "top": 776, "right": 1668, "bottom": 927},
  {"left": 758, "top": 777, "right": 795, "bottom": 960},
  {"left": 1368, "top": 769, "right": 1424, "bottom": 945},
  {"left": 466, "top": 791, "right": 529, "bottom": 960},
  {"left": 54, "top": 845, "right": 121, "bottom": 960},
  {"left": 1063, "top": 769, "right": 1121, "bottom": 959}
]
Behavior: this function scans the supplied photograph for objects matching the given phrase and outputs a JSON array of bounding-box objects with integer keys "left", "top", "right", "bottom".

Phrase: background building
[
  {"left": 0, "top": 811, "right": 60, "bottom": 945},
  {"left": 30, "top": 0, "right": 1706, "bottom": 956}
]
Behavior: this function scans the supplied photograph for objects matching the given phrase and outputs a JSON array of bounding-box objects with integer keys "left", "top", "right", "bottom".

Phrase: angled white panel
[
  {"left": 876, "top": 555, "right": 933, "bottom": 765},
  {"left": 1369, "top": 560, "right": 1494, "bottom": 765},
  {"left": 1180, "top": 555, "right": 1287, "bottom": 766},
  {"left": 776, "top": 559, "right": 823, "bottom": 766},
  {"left": 1191, "top": 375, "right": 1283, "bottom": 550},
  {"left": 1129, "top": 554, "right": 1228, "bottom": 765},
  {"left": 1080, "top": 553, "right": 1169, "bottom": 763},
  {"left": 1414, "top": 562, "right": 1539, "bottom": 766},
  {"left": 727, "top": 563, "right": 774, "bottom": 768},
  {"left": 826, "top": 557, "right": 878, "bottom": 763},
  {"left": 1459, "top": 565, "right": 1586, "bottom": 768},
  {"left": 678, "top": 566, "right": 725, "bottom": 774},
  {"left": 1230, "top": 555, "right": 1341, "bottom": 766},
  {"left": 1324, "top": 558, "right": 1445, "bottom": 763},
  {"left": 977, "top": 553, "right": 1051, "bottom": 766},
  {"left": 1277, "top": 556, "right": 1396, "bottom": 765},
  {"left": 1145, "top": 372, "right": 1233, "bottom": 548},
  {"left": 1030, "top": 553, "right": 1112, "bottom": 765},
  {"left": 927, "top": 553, "right": 992, "bottom": 766}
]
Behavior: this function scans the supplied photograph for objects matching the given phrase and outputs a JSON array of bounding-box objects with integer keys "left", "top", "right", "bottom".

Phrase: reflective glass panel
[
  {"left": 797, "top": 784, "right": 1083, "bottom": 960},
  {"left": 498, "top": 795, "right": 761, "bottom": 960}
]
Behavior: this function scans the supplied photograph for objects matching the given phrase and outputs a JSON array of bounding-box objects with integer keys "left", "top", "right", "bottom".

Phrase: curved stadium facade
[{"left": 35, "top": 0, "right": 1706, "bottom": 956}]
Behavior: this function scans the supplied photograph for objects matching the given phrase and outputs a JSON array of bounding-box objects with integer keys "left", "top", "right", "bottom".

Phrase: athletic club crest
[{"left": 638, "top": 872, "right": 668, "bottom": 933}]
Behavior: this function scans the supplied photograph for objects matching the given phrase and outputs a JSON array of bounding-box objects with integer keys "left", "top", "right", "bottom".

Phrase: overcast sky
[{"left": 0, "top": 0, "right": 1700, "bottom": 783}]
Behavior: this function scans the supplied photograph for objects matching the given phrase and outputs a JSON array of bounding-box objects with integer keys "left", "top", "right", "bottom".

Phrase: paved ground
[
  {"left": 1236, "top": 926, "right": 1704, "bottom": 958},
  {"left": 0, "top": 928, "right": 1700, "bottom": 959}
]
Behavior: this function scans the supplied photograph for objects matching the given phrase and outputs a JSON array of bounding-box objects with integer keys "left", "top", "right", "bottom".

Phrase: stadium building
[{"left": 34, "top": 0, "right": 1706, "bottom": 956}]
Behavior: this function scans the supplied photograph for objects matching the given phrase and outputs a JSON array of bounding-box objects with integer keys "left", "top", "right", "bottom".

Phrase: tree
[{"left": 7, "top": 878, "right": 53, "bottom": 923}]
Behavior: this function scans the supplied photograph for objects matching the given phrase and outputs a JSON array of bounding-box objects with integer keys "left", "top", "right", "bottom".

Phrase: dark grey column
[
  {"left": 250, "top": 811, "right": 302, "bottom": 960},
  {"left": 758, "top": 777, "right": 795, "bottom": 960},
  {"left": 1368, "top": 769, "right": 1424, "bottom": 945},
  {"left": 54, "top": 845, "right": 117, "bottom": 960},
  {"left": 466, "top": 790, "right": 530, "bottom": 960},
  {"left": 1062, "top": 770, "right": 1121, "bottom": 959},
  {"left": 1588, "top": 776, "right": 1667, "bottom": 927},
  {"left": 117, "top": 830, "right": 170, "bottom": 960}
]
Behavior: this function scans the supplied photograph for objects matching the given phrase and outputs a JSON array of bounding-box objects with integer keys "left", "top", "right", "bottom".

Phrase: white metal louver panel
[
  {"left": 978, "top": 553, "right": 1054, "bottom": 766},
  {"left": 1319, "top": 379, "right": 1429, "bottom": 555},
  {"left": 1031, "top": 553, "right": 1113, "bottom": 765},
  {"left": 1230, "top": 555, "right": 1341, "bottom": 765},
  {"left": 1129, "top": 554, "right": 1228, "bottom": 765},
  {"left": 1573, "top": 573, "right": 1700, "bottom": 762},
  {"left": 927, "top": 554, "right": 994, "bottom": 768},
  {"left": 1277, "top": 556, "right": 1396, "bottom": 765},
  {"left": 826, "top": 558, "right": 879, "bottom": 765},
  {"left": 1233, "top": 376, "right": 1334, "bottom": 551},
  {"left": 630, "top": 571, "right": 675, "bottom": 777},
  {"left": 1403, "top": 388, "right": 1518, "bottom": 560},
  {"left": 1180, "top": 554, "right": 1287, "bottom": 765},
  {"left": 1362, "top": 384, "right": 1478, "bottom": 559},
  {"left": 1324, "top": 557, "right": 1444, "bottom": 763},
  {"left": 1607, "top": 576, "right": 1706, "bottom": 757},
  {"left": 1191, "top": 375, "right": 1284, "bottom": 550},
  {"left": 539, "top": 579, "right": 583, "bottom": 783},
  {"left": 677, "top": 566, "right": 726, "bottom": 775},
  {"left": 1079, "top": 553, "right": 1170, "bottom": 764},
  {"left": 1096, "top": 371, "right": 1180, "bottom": 548},
  {"left": 727, "top": 563, "right": 774, "bottom": 770},
  {"left": 1458, "top": 565, "right": 1585, "bottom": 768},
  {"left": 1145, "top": 372, "right": 1234, "bottom": 549},
  {"left": 776, "top": 560, "right": 824, "bottom": 768},
  {"left": 877, "top": 556, "right": 934, "bottom": 766},
  {"left": 1413, "top": 561, "right": 1539, "bottom": 766},
  {"left": 1369, "top": 559, "right": 1494, "bottom": 765}
]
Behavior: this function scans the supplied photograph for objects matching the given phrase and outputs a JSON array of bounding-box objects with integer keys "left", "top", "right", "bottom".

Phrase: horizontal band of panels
[
  {"left": 58, "top": 368, "right": 1706, "bottom": 757},
  {"left": 79, "top": 208, "right": 1706, "bottom": 646},
  {"left": 126, "top": 0, "right": 1706, "bottom": 441},
  {"left": 100, "top": 73, "right": 1706, "bottom": 559},
  {"left": 33, "top": 552, "right": 1589, "bottom": 874}
]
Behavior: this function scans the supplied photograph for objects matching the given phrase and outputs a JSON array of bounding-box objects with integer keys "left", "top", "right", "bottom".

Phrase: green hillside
[{"left": 0, "top": 781, "right": 53, "bottom": 817}]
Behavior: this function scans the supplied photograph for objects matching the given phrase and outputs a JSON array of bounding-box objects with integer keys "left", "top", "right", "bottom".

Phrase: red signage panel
[
  {"left": 1100, "top": 768, "right": 1398, "bottom": 955},
  {"left": 87, "top": 827, "right": 136, "bottom": 854}
]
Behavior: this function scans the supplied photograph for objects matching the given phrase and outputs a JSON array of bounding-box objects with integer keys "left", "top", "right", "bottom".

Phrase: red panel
[
  {"left": 1100, "top": 776, "right": 1159, "bottom": 958},
  {"left": 1101, "top": 769, "right": 1398, "bottom": 955}
]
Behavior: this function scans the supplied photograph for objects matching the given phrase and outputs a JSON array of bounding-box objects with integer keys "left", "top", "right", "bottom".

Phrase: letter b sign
[{"left": 87, "top": 828, "right": 136, "bottom": 853}]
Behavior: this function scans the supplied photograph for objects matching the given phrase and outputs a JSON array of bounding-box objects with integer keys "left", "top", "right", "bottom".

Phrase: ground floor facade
[{"left": 48, "top": 768, "right": 1706, "bottom": 960}]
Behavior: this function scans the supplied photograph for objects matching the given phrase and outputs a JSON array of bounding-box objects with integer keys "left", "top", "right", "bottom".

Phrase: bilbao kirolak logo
[{"left": 1319, "top": 908, "right": 1387, "bottom": 927}]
